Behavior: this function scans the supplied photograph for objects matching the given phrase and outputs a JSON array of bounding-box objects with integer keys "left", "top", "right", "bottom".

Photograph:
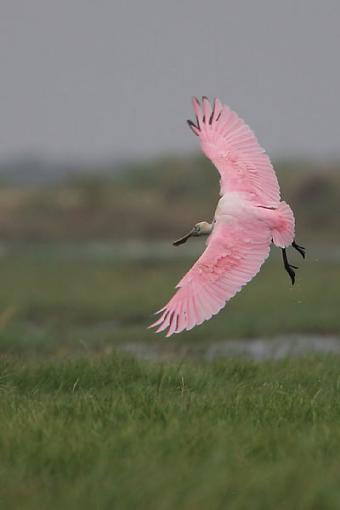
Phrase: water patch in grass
[{"left": 119, "top": 335, "right": 340, "bottom": 362}]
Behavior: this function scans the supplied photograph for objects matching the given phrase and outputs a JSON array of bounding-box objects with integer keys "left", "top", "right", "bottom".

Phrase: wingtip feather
[
  {"left": 192, "top": 96, "right": 202, "bottom": 121},
  {"left": 187, "top": 119, "right": 200, "bottom": 136}
]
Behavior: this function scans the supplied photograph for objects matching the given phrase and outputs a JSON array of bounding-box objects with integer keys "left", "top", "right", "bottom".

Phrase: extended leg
[
  {"left": 282, "top": 248, "right": 298, "bottom": 285},
  {"left": 292, "top": 240, "right": 306, "bottom": 259}
]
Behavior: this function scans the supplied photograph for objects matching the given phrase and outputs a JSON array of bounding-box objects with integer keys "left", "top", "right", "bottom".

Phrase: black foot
[
  {"left": 292, "top": 241, "right": 306, "bottom": 259},
  {"left": 282, "top": 248, "right": 298, "bottom": 285}
]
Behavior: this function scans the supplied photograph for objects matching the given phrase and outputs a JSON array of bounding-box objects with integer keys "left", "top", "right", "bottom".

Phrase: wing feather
[
  {"left": 189, "top": 97, "right": 281, "bottom": 207},
  {"left": 150, "top": 219, "right": 271, "bottom": 336}
]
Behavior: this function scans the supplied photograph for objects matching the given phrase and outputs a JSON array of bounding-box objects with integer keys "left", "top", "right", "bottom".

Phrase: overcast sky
[{"left": 0, "top": 0, "right": 339, "bottom": 161}]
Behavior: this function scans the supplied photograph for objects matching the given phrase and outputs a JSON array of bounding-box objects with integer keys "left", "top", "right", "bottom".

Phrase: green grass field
[
  {"left": 0, "top": 242, "right": 338, "bottom": 508},
  {"left": 2, "top": 353, "right": 340, "bottom": 509},
  {"left": 0, "top": 242, "right": 338, "bottom": 358}
]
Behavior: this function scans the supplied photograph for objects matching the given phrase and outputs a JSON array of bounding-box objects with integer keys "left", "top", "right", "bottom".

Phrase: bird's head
[
  {"left": 193, "top": 221, "right": 213, "bottom": 236},
  {"left": 173, "top": 221, "right": 213, "bottom": 246}
]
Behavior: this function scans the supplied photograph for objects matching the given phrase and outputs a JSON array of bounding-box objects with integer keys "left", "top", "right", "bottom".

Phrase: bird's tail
[{"left": 272, "top": 201, "right": 295, "bottom": 248}]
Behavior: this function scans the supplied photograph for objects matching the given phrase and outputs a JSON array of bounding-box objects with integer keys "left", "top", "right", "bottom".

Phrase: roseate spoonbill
[{"left": 150, "top": 97, "right": 305, "bottom": 336}]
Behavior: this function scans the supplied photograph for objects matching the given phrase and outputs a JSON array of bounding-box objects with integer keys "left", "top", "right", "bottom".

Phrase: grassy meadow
[
  {"left": 2, "top": 354, "right": 340, "bottom": 509},
  {"left": 0, "top": 242, "right": 339, "bottom": 357},
  {"left": 0, "top": 157, "right": 339, "bottom": 508}
]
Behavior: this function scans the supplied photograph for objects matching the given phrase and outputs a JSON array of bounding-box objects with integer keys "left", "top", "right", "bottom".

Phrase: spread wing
[
  {"left": 188, "top": 96, "right": 281, "bottom": 207},
  {"left": 149, "top": 218, "right": 272, "bottom": 336}
]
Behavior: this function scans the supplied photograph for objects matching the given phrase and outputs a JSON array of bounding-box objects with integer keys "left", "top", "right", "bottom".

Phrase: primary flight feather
[{"left": 150, "top": 97, "right": 305, "bottom": 337}]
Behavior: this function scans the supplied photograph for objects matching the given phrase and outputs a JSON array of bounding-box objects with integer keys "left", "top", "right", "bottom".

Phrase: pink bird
[{"left": 150, "top": 97, "right": 305, "bottom": 337}]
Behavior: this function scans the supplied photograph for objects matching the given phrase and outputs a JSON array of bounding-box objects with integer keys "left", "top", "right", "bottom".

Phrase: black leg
[
  {"left": 292, "top": 241, "right": 306, "bottom": 259},
  {"left": 282, "top": 248, "right": 298, "bottom": 285}
]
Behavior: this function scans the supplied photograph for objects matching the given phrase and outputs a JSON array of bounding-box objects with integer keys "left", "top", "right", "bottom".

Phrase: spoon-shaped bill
[{"left": 173, "top": 228, "right": 195, "bottom": 246}]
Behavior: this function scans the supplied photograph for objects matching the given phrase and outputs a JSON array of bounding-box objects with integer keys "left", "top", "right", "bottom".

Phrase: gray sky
[{"left": 0, "top": 0, "right": 339, "bottom": 161}]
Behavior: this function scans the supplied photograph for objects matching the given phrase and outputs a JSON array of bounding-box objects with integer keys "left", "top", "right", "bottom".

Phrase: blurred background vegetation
[
  {"left": 0, "top": 157, "right": 339, "bottom": 243},
  {"left": 0, "top": 157, "right": 339, "bottom": 358}
]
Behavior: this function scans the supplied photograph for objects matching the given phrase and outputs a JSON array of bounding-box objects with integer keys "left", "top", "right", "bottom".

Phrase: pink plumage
[{"left": 150, "top": 97, "right": 296, "bottom": 336}]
